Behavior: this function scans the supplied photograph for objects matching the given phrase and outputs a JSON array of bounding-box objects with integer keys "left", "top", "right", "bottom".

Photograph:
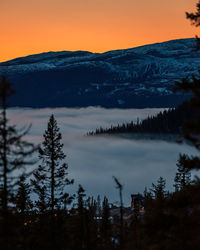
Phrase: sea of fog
[{"left": 7, "top": 107, "right": 199, "bottom": 206}]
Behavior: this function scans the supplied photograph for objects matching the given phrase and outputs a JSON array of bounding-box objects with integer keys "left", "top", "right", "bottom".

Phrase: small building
[{"left": 131, "top": 194, "right": 144, "bottom": 211}]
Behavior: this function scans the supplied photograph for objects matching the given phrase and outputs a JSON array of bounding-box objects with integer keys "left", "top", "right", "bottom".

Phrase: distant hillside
[
  {"left": 87, "top": 101, "right": 199, "bottom": 136},
  {"left": 0, "top": 39, "right": 198, "bottom": 108}
]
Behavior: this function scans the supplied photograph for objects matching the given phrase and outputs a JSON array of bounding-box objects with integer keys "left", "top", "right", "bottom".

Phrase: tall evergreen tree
[
  {"left": 186, "top": 1, "right": 200, "bottom": 49},
  {"left": 0, "top": 76, "right": 36, "bottom": 212},
  {"left": 151, "top": 177, "right": 167, "bottom": 200},
  {"left": 12, "top": 174, "right": 33, "bottom": 250},
  {"left": 14, "top": 174, "right": 33, "bottom": 215},
  {"left": 100, "top": 196, "right": 112, "bottom": 249},
  {"left": 175, "top": 0, "right": 200, "bottom": 153},
  {"left": 32, "top": 114, "right": 74, "bottom": 213},
  {"left": 174, "top": 74, "right": 200, "bottom": 173},
  {"left": 0, "top": 76, "right": 36, "bottom": 249},
  {"left": 76, "top": 184, "right": 87, "bottom": 250}
]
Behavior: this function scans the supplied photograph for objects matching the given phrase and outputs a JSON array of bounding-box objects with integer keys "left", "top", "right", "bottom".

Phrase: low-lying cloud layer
[{"left": 7, "top": 107, "right": 198, "bottom": 205}]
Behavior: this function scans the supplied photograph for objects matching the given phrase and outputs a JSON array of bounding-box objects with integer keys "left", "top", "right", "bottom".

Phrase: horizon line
[{"left": 0, "top": 37, "right": 194, "bottom": 64}]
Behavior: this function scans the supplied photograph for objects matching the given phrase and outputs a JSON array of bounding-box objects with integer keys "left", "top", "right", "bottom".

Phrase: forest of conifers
[{"left": 87, "top": 101, "right": 199, "bottom": 136}]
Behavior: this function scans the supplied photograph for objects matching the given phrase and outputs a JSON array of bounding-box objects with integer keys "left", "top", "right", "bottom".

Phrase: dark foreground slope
[{"left": 0, "top": 39, "right": 198, "bottom": 108}]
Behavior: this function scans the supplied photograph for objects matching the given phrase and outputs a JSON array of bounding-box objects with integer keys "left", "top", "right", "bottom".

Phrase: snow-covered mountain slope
[{"left": 0, "top": 38, "right": 198, "bottom": 108}]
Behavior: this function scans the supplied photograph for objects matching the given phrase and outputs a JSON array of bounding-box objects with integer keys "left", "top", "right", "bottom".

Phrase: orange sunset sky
[{"left": 0, "top": 0, "right": 198, "bottom": 62}]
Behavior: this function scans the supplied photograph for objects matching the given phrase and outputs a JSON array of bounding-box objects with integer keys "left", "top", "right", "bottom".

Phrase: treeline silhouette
[{"left": 87, "top": 101, "right": 200, "bottom": 136}]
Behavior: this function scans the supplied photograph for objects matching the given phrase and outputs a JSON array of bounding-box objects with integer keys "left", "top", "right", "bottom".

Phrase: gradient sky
[{"left": 0, "top": 0, "right": 198, "bottom": 62}]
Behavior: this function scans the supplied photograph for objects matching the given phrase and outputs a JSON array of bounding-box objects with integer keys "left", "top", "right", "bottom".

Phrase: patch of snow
[{"left": 117, "top": 99, "right": 125, "bottom": 105}]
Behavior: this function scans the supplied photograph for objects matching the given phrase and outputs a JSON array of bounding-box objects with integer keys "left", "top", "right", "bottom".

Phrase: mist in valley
[{"left": 7, "top": 107, "right": 198, "bottom": 205}]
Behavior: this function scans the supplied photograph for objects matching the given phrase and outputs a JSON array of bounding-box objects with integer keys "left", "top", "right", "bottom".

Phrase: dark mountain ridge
[{"left": 0, "top": 38, "right": 198, "bottom": 108}]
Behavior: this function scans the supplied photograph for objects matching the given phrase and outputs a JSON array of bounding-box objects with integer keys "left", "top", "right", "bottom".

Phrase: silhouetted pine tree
[
  {"left": 77, "top": 184, "right": 87, "bottom": 249},
  {"left": 32, "top": 114, "right": 74, "bottom": 214},
  {"left": 0, "top": 76, "right": 36, "bottom": 249},
  {"left": 100, "top": 196, "right": 112, "bottom": 250},
  {"left": 151, "top": 177, "right": 167, "bottom": 200},
  {"left": 30, "top": 114, "right": 74, "bottom": 250},
  {"left": 14, "top": 174, "right": 33, "bottom": 215},
  {"left": 174, "top": 73, "right": 200, "bottom": 172},
  {"left": 12, "top": 174, "right": 33, "bottom": 250},
  {"left": 156, "top": 3, "right": 200, "bottom": 249},
  {"left": 0, "top": 76, "right": 36, "bottom": 210},
  {"left": 86, "top": 196, "right": 99, "bottom": 249},
  {"left": 141, "top": 178, "right": 170, "bottom": 249},
  {"left": 186, "top": 1, "right": 200, "bottom": 49}
]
